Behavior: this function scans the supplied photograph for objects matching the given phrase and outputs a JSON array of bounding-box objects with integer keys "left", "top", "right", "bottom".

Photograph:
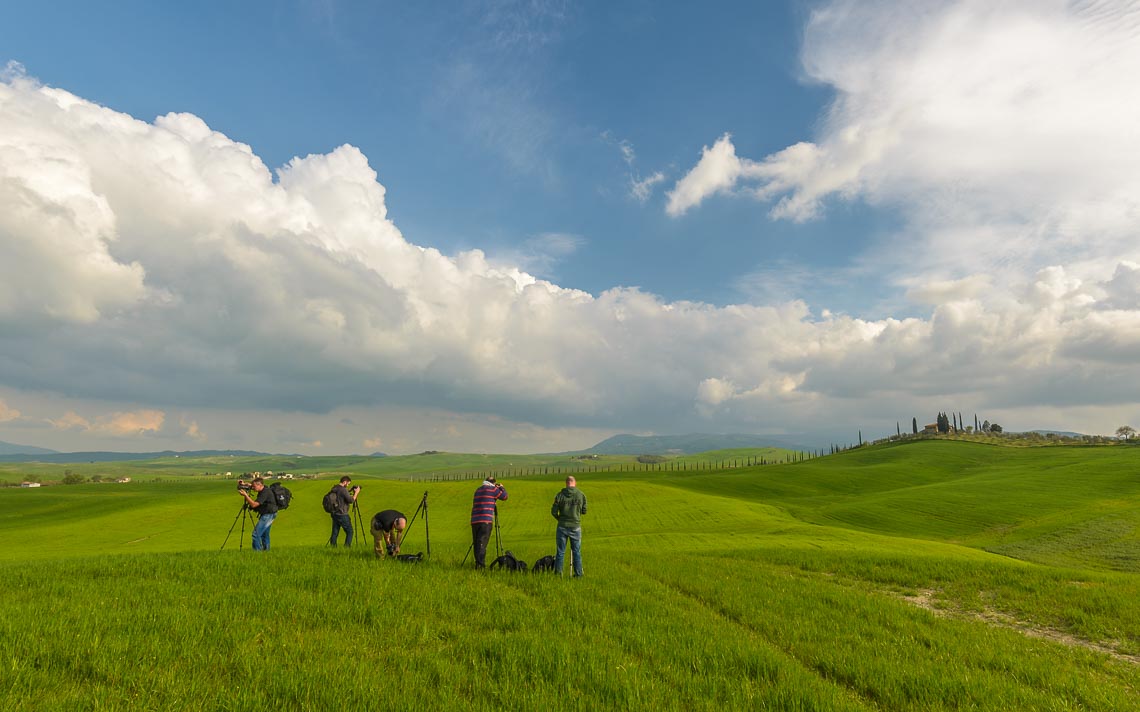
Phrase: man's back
[{"left": 552, "top": 486, "right": 586, "bottom": 527}]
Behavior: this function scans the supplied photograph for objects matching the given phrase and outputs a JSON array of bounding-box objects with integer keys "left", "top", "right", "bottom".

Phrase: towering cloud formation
[{"left": 4, "top": 13, "right": 1140, "bottom": 444}]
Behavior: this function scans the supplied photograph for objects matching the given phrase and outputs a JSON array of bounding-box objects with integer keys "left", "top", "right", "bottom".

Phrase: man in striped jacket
[{"left": 470, "top": 476, "right": 508, "bottom": 569}]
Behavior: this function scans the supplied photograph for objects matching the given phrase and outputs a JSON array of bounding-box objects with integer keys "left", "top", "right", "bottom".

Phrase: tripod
[
  {"left": 494, "top": 507, "right": 504, "bottom": 559},
  {"left": 220, "top": 503, "right": 258, "bottom": 550},
  {"left": 398, "top": 491, "right": 431, "bottom": 557},
  {"left": 350, "top": 497, "right": 367, "bottom": 547}
]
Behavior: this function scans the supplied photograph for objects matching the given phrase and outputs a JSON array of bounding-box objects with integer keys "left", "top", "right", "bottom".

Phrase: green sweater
[{"left": 551, "top": 486, "right": 587, "bottom": 527}]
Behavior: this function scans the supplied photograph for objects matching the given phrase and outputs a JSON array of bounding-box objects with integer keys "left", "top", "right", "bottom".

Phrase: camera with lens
[
  {"left": 236, "top": 480, "right": 253, "bottom": 492},
  {"left": 352, "top": 485, "right": 361, "bottom": 492}
]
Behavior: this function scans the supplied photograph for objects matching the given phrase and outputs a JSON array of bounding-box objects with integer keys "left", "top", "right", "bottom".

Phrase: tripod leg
[
  {"left": 494, "top": 508, "right": 503, "bottom": 558},
  {"left": 221, "top": 504, "right": 248, "bottom": 550},
  {"left": 351, "top": 501, "right": 365, "bottom": 547},
  {"left": 399, "top": 497, "right": 427, "bottom": 553},
  {"left": 423, "top": 495, "right": 430, "bottom": 557}
]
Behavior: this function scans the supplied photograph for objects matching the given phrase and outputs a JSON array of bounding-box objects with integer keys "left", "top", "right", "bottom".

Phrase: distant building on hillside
[
  {"left": 117, "top": 477, "right": 131, "bottom": 484},
  {"left": 20, "top": 482, "right": 41, "bottom": 488}
]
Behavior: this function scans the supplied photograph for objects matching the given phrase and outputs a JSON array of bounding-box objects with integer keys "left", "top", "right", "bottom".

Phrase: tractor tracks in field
[
  {"left": 894, "top": 588, "right": 1140, "bottom": 665},
  {"left": 612, "top": 560, "right": 885, "bottom": 711}
]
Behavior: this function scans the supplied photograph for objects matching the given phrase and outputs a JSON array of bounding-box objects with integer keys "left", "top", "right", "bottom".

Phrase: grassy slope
[
  {"left": 657, "top": 440, "right": 1140, "bottom": 571},
  {"left": 1, "top": 440, "right": 1138, "bottom": 710}
]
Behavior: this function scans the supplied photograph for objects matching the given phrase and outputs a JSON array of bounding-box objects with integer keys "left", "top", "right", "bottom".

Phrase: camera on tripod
[{"left": 236, "top": 480, "right": 253, "bottom": 492}]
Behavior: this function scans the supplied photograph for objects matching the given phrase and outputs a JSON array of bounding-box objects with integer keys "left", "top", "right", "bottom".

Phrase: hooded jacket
[{"left": 551, "top": 486, "right": 587, "bottom": 528}]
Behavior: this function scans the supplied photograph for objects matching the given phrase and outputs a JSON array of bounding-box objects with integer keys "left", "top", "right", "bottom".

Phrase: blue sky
[
  {"left": 5, "top": 1, "right": 861, "bottom": 306},
  {"left": 2, "top": 0, "right": 1140, "bottom": 454}
]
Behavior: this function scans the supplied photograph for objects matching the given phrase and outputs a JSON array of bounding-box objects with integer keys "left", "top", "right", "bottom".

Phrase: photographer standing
[
  {"left": 237, "top": 477, "right": 278, "bottom": 551},
  {"left": 470, "top": 476, "right": 508, "bottom": 569},
  {"left": 327, "top": 476, "right": 360, "bottom": 547},
  {"left": 552, "top": 475, "right": 587, "bottom": 577}
]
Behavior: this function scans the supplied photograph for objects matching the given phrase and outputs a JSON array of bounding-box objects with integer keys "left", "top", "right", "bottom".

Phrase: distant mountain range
[
  {"left": 0, "top": 444, "right": 271, "bottom": 463},
  {"left": 575, "top": 433, "right": 814, "bottom": 455},
  {"left": 1028, "top": 429, "right": 1086, "bottom": 438},
  {"left": 0, "top": 440, "right": 59, "bottom": 456}
]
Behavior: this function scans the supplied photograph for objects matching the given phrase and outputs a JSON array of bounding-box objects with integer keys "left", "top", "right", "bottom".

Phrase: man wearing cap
[{"left": 470, "top": 476, "right": 508, "bottom": 569}]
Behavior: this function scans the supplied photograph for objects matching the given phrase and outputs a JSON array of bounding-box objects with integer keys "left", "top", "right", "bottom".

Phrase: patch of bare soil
[{"left": 895, "top": 588, "right": 1140, "bottom": 665}]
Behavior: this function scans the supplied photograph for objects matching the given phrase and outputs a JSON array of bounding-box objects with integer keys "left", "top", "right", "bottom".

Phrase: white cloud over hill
[{"left": 4, "top": 0, "right": 1140, "bottom": 454}]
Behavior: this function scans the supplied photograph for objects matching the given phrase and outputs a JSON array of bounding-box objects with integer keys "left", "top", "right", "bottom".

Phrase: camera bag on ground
[
  {"left": 270, "top": 482, "right": 292, "bottom": 510},
  {"left": 396, "top": 552, "right": 424, "bottom": 563},
  {"left": 490, "top": 551, "right": 527, "bottom": 572},
  {"left": 321, "top": 489, "right": 338, "bottom": 514},
  {"left": 531, "top": 555, "right": 556, "bottom": 573}
]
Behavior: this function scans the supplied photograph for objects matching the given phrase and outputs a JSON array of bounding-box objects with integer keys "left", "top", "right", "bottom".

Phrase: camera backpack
[
  {"left": 490, "top": 550, "right": 527, "bottom": 572},
  {"left": 531, "top": 555, "right": 556, "bottom": 573},
  {"left": 270, "top": 482, "right": 292, "bottom": 510},
  {"left": 321, "top": 489, "right": 338, "bottom": 514}
]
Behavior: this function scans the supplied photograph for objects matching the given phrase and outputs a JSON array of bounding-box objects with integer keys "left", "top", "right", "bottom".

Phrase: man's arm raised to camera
[{"left": 240, "top": 489, "right": 261, "bottom": 508}]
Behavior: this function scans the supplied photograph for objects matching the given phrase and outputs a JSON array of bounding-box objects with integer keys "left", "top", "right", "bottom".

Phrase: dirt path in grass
[{"left": 898, "top": 589, "right": 1140, "bottom": 665}]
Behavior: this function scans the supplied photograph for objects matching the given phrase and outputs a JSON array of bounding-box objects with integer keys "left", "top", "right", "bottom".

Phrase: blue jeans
[
  {"left": 329, "top": 513, "right": 353, "bottom": 546},
  {"left": 555, "top": 525, "right": 583, "bottom": 577},
  {"left": 252, "top": 512, "right": 276, "bottom": 550}
]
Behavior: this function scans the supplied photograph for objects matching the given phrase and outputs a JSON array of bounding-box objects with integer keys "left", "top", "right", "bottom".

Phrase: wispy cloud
[
  {"left": 0, "top": 398, "right": 21, "bottom": 422},
  {"left": 49, "top": 409, "right": 165, "bottom": 437},
  {"left": 603, "top": 131, "right": 668, "bottom": 203},
  {"left": 478, "top": 0, "right": 572, "bottom": 52},
  {"left": 491, "top": 232, "right": 585, "bottom": 279}
]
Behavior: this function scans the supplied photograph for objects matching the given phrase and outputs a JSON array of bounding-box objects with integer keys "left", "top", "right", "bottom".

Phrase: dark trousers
[
  {"left": 329, "top": 513, "right": 353, "bottom": 546},
  {"left": 471, "top": 522, "right": 493, "bottom": 568}
]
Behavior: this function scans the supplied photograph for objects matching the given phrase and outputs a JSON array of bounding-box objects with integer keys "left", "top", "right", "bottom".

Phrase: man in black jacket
[
  {"left": 370, "top": 509, "right": 407, "bottom": 558},
  {"left": 327, "top": 476, "right": 360, "bottom": 547},
  {"left": 237, "top": 477, "right": 278, "bottom": 551}
]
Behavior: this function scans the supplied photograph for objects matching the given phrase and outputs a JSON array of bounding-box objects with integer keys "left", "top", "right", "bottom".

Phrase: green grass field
[{"left": 1, "top": 440, "right": 1138, "bottom": 710}]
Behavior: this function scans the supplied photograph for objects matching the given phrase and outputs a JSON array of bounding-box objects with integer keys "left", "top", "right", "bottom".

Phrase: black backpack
[
  {"left": 321, "top": 489, "right": 338, "bottom": 514},
  {"left": 396, "top": 552, "right": 424, "bottom": 564},
  {"left": 490, "top": 550, "right": 527, "bottom": 572},
  {"left": 531, "top": 555, "right": 556, "bottom": 573},
  {"left": 270, "top": 482, "right": 292, "bottom": 510}
]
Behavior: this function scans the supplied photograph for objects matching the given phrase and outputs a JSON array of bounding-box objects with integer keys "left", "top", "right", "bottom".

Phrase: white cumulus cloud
[
  {"left": 4, "top": 58, "right": 1140, "bottom": 444},
  {"left": 671, "top": 1, "right": 1140, "bottom": 281}
]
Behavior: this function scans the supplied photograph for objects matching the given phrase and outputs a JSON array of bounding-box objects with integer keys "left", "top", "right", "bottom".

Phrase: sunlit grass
[{"left": 1, "top": 439, "right": 1139, "bottom": 710}]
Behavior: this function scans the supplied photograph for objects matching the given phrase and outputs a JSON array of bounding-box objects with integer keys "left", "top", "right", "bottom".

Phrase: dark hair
[{"left": 339, "top": 476, "right": 352, "bottom": 484}]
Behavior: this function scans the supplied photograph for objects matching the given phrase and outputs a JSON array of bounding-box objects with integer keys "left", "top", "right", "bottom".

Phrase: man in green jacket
[{"left": 551, "top": 475, "right": 587, "bottom": 577}]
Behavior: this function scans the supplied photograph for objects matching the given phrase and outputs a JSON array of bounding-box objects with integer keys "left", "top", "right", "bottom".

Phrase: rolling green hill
[
  {"left": 0, "top": 446, "right": 803, "bottom": 485},
  {"left": 1, "top": 439, "right": 1137, "bottom": 710}
]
